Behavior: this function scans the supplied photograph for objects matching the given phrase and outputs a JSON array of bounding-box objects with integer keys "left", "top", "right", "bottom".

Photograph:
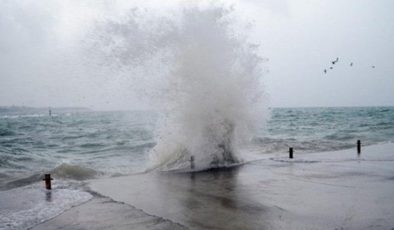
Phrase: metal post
[
  {"left": 43, "top": 174, "right": 53, "bottom": 190},
  {"left": 357, "top": 140, "right": 361, "bottom": 154},
  {"left": 190, "top": 156, "right": 195, "bottom": 169},
  {"left": 289, "top": 147, "right": 293, "bottom": 159}
]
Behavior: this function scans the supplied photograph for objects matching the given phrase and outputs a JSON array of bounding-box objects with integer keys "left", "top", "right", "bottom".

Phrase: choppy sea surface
[
  {"left": 1, "top": 107, "right": 394, "bottom": 190},
  {"left": 0, "top": 106, "right": 393, "bottom": 229}
]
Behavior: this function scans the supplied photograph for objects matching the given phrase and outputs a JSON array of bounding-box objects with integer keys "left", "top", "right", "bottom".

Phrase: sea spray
[{"left": 88, "top": 4, "right": 268, "bottom": 170}]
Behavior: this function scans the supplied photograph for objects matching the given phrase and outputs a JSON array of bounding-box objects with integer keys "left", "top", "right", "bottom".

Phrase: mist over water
[{"left": 90, "top": 5, "right": 268, "bottom": 170}]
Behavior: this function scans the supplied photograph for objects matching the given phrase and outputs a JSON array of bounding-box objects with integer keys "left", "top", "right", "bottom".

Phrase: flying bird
[
  {"left": 324, "top": 69, "right": 327, "bottom": 74},
  {"left": 372, "top": 65, "right": 375, "bottom": 68},
  {"left": 332, "top": 57, "right": 339, "bottom": 65},
  {"left": 330, "top": 66, "right": 333, "bottom": 70},
  {"left": 350, "top": 62, "right": 353, "bottom": 67}
]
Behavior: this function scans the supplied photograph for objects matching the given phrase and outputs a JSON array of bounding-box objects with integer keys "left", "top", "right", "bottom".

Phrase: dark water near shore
[{"left": 0, "top": 107, "right": 393, "bottom": 190}]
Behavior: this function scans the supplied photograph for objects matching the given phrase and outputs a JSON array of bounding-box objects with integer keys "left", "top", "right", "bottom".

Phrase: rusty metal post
[
  {"left": 357, "top": 140, "right": 361, "bottom": 154},
  {"left": 289, "top": 147, "right": 293, "bottom": 159},
  {"left": 43, "top": 174, "right": 53, "bottom": 190}
]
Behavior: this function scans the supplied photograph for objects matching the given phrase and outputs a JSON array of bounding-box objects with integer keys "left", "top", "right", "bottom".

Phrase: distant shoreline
[
  {"left": 0, "top": 106, "right": 91, "bottom": 114},
  {"left": 1, "top": 105, "right": 394, "bottom": 113}
]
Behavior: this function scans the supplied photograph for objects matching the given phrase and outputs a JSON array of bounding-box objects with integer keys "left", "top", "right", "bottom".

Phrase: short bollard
[
  {"left": 43, "top": 174, "right": 53, "bottom": 190},
  {"left": 357, "top": 140, "right": 361, "bottom": 154},
  {"left": 289, "top": 147, "right": 293, "bottom": 159}
]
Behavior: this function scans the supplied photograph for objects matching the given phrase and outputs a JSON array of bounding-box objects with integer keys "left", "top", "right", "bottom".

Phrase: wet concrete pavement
[{"left": 33, "top": 143, "right": 394, "bottom": 230}]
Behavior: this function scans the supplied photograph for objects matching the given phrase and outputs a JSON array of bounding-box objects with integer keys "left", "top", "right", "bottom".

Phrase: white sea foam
[
  {"left": 0, "top": 182, "right": 92, "bottom": 230},
  {"left": 90, "top": 4, "right": 268, "bottom": 171}
]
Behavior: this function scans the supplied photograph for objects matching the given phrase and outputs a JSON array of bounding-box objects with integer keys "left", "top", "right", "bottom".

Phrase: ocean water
[
  {"left": 1, "top": 106, "right": 394, "bottom": 229},
  {"left": 0, "top": 110, "right": 157, "bottom": 189},
  {"left": 1, "top": 107, "right": 393, "bottom": 190},
  {"left": 256, "top": 106, "right": 394, "bottom": 153}
]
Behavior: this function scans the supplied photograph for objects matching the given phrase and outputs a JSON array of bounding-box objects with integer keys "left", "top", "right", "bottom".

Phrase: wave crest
[{"left": 51, "top": 163, "right": 99, "bottom": 180}]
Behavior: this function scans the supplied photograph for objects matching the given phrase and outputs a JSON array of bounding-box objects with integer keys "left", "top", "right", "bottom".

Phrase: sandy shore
[{"left": 33, "top": 143, "right": 394, "bottom": 230}]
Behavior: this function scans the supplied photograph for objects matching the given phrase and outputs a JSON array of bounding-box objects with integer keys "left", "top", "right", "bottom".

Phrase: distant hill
[{"left": 0, "top": 106, "right": 91, "bottom": 115}]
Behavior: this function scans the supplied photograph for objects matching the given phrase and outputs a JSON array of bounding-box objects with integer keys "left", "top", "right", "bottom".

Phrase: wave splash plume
[{"left": 91, "top": 4, "right": 268, "bottom": 171}]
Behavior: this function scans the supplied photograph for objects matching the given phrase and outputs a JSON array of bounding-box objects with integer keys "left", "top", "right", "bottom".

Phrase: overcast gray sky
[{"left": 0, "top": 0, "right": 393, "bottom": 110}]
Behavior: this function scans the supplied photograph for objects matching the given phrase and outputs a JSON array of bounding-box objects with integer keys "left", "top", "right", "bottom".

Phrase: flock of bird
[{"left": 323, "top": 57, "right": 375, "bottom": 74}]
